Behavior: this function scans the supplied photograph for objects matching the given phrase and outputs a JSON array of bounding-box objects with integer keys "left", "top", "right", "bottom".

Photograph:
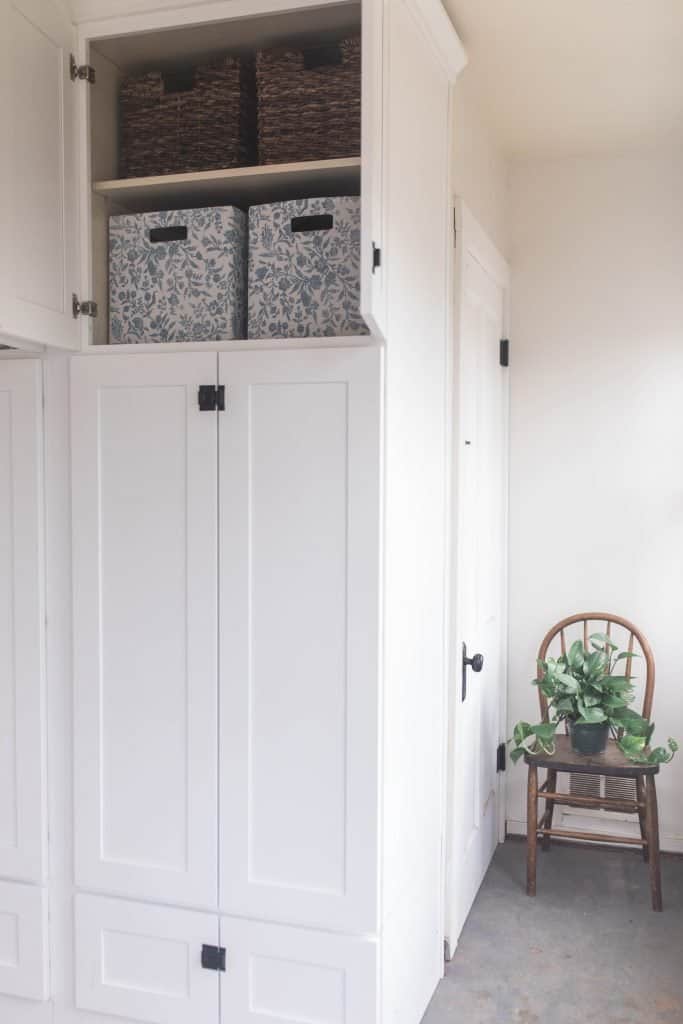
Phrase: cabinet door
[
  {"left": 72, "top": 353, "right": 219, "bottom": 908},
  {"left": 220, "top": 917, "right": 377, "bottom": 1024},
  {"left": 76, "top": 893, "right": 219, "bottom": 1024},
  {"left": 360, "top": 0, "right": 385, "bottom": 337},
  {"left": 0, "top": 881, "right": 48, "bottom": 1001},
  {"left": 219, "top": 348, "right": 381, "bottom": 933},
  {"left": 0, "top": 1, "right": 79, "bottom": 350},
  {"left": 0, "top": 360, "right": 46, "bottom": 883}
]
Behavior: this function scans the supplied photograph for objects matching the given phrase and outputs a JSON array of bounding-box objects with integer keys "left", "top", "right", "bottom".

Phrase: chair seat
[{"left": 524, "top": 734, "right": 659, "bottom": 777}]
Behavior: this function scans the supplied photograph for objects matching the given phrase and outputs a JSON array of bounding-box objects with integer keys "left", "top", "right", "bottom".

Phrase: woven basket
[
  {"left": 119, "top": 57, "right": 256, "bottom": 178},
  {"left": 256, "top": 35, "right": 361, "bottom": 165}
]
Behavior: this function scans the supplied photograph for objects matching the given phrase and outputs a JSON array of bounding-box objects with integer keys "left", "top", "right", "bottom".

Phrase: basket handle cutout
[
  {"left": 161, "top": 68, "right": 196, "bottom": 94},
  {"left": 149, "top": 225, "right": 188, "bottom": 243},
  {"left": 302, "top": 44, "right": 342, "bottom": 70},
  {"left": 291, "top": 214, "right": 334, "bottom": 233}
]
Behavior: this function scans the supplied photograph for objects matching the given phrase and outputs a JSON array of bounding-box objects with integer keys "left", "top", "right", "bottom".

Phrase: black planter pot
[{"left": 569, "top": 719, "right": 609, "bottom": 756}]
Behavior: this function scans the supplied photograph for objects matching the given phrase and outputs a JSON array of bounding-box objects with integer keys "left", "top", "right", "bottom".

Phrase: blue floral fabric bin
[
  {"left": 248, "top": 196, "right": 368, "bottom": 338},
  {"left": 109, "top": 206, "right": 247, "bottom": 344}
]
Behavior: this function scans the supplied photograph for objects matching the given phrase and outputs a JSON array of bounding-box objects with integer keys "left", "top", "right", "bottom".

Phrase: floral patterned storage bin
[
  {"left": 109, "top": 206, "right": 247, "bottom": 344},
  {"left": 248, "top": 196, "right": 368, "bottom": 338}
]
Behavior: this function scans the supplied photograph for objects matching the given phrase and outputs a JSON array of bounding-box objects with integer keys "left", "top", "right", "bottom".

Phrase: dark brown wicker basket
[
  {"left": 119, "top": 57, "right": 256, "bottom": 178},
  {"left": 256, "top": 35, "right": 361, "bottom": 165}
]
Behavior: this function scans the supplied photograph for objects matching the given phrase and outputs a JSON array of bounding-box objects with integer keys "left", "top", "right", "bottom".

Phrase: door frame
[{"left": 442, "top": 198, "right": 510, "bottom": 955}]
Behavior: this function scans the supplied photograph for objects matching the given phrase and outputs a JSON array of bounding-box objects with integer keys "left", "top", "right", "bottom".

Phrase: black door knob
[{"left": 462, "top": 643, "right": 485, "bottom": 700}]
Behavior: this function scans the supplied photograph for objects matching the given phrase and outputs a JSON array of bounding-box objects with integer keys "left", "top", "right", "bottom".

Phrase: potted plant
[{"left": 510, "top": 632, "right": 678, "bottom": 765}]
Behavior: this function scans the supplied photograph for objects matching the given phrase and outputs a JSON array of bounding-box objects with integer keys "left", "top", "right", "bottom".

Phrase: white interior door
[
  {"left": 0, "top": 0, "right": 79, "bottom": 350},
  {"left": 445, "top": 202, "right": 509, "bottom": 950},
  {"left": 71, "top": 352, "right": 219, "bottom": 908},
  {"left": 218, "top": 347, "right": 381, "bottom": 934},
  {"left": 0, "top": 360, "right": 46, "bottom": 884}
]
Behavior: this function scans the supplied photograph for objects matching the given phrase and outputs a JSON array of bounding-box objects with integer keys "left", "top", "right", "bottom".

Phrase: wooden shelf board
[{"left": 93, "top": 158, "right": 361, "bottom": 212}]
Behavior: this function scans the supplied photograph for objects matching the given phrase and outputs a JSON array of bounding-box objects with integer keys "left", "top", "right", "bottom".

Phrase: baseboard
[{"left": 506, "top": 817, "right": 683, "bottom": 855}]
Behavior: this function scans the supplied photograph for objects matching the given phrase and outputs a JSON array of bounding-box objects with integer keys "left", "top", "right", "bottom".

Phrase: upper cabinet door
[
  {"left": 0, "top": 0, "right": 79, "bottom": 350},
  {"left": 0, "top": 360, "right": 46, "bottom": 883},
  {"left": 360, "top": 0, "right": 385, "bottom": 338},
  {"left": 71, "top": 353, "right": 219, "bottom": 908},
  {"left": 218, "top": 348, "right": 381, "bottom": 934}
]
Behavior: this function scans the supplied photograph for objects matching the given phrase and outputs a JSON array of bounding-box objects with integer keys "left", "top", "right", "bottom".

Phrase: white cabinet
[
  {"left": 1, "top": 1, "right": 468, "bottom": 1022},
  {"left": 0, "top": 1, "right": 79, "bottom": 350},
  {"left": 71, "top": 346, "right": 381, "bottom": 1018},
  {"left": 71, "top": 348, "right": 380, "bottom": 923},
  {"left": 0, "top": 360, "right": 46, "bottom": 884},
  {"left": 360, "top": 0, "right": 386, "bottom": 337},
  {"left": 71, "top": 353, "right": 219, "bottom": 907},
  {"left": 218, "top": 349, "right": 380, "bottom": 933},
  {"left": 0, "top": 881, "right": 49, "bottom": 1001},
  {"left": 75, "top": 893, "right": 219, "bottom": 1023},
  {"left": 220, "top": 916, "right": 377, "bottom": 1024}
]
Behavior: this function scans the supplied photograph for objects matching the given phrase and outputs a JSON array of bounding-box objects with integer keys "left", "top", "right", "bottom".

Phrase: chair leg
[
  {"left": 644, "top": 775, "right": 662, "bottom": 912},
  {"left": 636, "top": 776, "right": 648, "bottom": 863},
  {"left": 541, "top": 769, "right": 557, "bottom": 851},
  {"left": 527, "top": 764, "right": 538, "bottom": 897}
]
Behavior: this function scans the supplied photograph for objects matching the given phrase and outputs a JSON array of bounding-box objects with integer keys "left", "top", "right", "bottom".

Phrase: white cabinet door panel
[
  {"left": 0, "top": 360, "right": 46, "bottom": 883},
  {"left": 0, "top": 881, "right": 48, "bottom": 1001},
  {"left": 71, "top": 353, "right": 219, "bottom": 907},
  {"left": 360, "top": 0, "right": 385, "bottom": 337},
  {"left": 219, "top": 348, "right": 381, "bottom": 933},
  {"left": 0, "top": 0, "right": 79, "bottom": 350},
  {"left": 220, "top": 917, "right": 377, "bottom": 1024},
  {"left": 75, "top": 893, "right": 218, "bottom": 1024}
]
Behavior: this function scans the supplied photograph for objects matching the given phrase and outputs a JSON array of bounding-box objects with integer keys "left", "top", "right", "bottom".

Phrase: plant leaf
[
  {"left": 577, "top": 706, "right": 607, "bottom": 724},
  {"left": 532, "top": 722, "right": 559, "bottom": 742}
]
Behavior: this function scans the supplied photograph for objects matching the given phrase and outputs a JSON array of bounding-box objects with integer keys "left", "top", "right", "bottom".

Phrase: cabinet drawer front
[
  {"left": 75, "top": 893, "right": 219, "bottom": 1024},
  {"left": 0, "top": 360, "right": 46, "bottom": 882},
  {"left": 218, "top": 348, "right": 381, "bottom": 933},
  {"left": 71, "top": 353, "right": 219, "bottom": 907},
  {"left": 221, "top": 917, "right": 377, "bottom": 1024},
  {"left": 0, "top": 880, "right": 48, "bottom": 1001}
]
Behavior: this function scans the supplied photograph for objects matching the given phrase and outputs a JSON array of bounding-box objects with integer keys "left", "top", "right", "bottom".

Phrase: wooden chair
[{"left": 525, "top": 612, "right": 662, "bottom": 911}]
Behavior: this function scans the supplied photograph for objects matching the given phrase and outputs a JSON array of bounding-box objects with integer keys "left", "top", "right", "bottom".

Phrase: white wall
[
  {"left": 451, "top": 66, "right": 509, "bottom": 256},
  {"left": 506, "top": 149, "right": 683, "bottom": 851}
]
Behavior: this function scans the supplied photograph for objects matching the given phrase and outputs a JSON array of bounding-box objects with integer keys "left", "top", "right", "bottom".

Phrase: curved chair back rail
[{"left": 536, "top": 611, "right": 655, "bottom": 722}]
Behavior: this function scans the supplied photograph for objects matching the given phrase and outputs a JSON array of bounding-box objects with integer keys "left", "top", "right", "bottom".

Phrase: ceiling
[{"left": 443, "top": 0, "right": 683, "bottom": 157}]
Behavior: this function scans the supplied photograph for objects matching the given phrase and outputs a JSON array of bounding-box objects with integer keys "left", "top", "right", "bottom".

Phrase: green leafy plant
[{"left": 510, "top": 633, "right": 678, "bottom": 766}]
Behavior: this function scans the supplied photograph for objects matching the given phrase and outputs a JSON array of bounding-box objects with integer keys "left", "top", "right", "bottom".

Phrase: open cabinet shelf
[
  {"left": 84, "top": 2, "right": 365, "bottom": 346},
  {"left": 92, "top": 158, "right": 361, "bottom": 214}
]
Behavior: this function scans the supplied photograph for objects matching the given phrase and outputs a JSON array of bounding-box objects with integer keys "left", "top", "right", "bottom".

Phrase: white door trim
[{"left": 443, "top": 198, "right": 510, "bottom": 954}]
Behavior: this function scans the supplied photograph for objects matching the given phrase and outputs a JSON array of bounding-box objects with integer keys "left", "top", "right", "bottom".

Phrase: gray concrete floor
[{"left": 423, "top": 838, "right": 683, "bottom": 1024}]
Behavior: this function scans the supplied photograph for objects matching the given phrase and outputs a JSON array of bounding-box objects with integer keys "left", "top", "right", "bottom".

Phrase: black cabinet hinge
[
  {"left": 372, "top": 242, "right": 381, "bottom": 273},
  {"left": 497, "top": 742, "right": 506, "bottom": 772},
  {"left": 198, "top": 384, "right": 225, "bottom": 412},
  {"left": 499, "top": 338, "right": 510, "bottom": 367},
  {"left": 70, "top": 55, "right": 96, "bottom": 84},
  {"left": 201, "top": 945, "right": 226, "bottom": 972},
  {"left": 72, "top": 294, "right": 98, "bottom": 319}
]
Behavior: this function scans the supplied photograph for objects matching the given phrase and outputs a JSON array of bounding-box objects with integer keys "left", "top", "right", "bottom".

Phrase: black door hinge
[
  {"left": 72, "top": 294, "right": 98, "bottom": 319},
  {"left": 497, "top": 742, "right": 506, "bottom": 772},
  {"left": 201, "top": 945, "right": 226, "bottom": 972},
  {"left": 372, "top": 242, "right": 381, "bottom": 273},
  {"left": 499, "top": 338, "right": 510, "bottom": 367},
  {"left": 198, "top": 384, "right": 225, "bottom": 412},
  {"left": 70, "top": 55, "right": 96, "bottom": 84}
]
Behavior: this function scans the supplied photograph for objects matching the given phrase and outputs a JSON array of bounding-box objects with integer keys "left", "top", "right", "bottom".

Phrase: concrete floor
[{"left": 423, "top": 838, "right": 683, "bottom": 1024}]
